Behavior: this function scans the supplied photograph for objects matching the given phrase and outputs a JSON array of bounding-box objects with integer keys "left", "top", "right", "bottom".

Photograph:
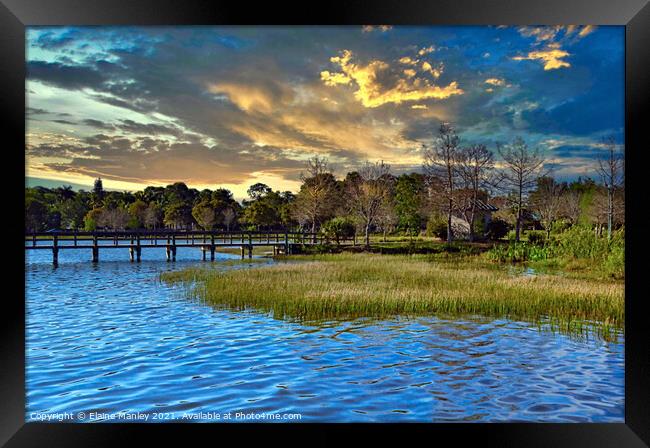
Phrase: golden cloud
[
  {"left": 418, "top": 46, "right": 435, "bottom": 56},
  {"left": 578, "top": 25, "right": 596, "bottom": 38},
  {"left": 399, "top": 56, "right": 418, "bottom": 65},
  {"left": 321, "top": 50, "right": 463, "bottom": 108},
  {"left": 484, "top": 78, "right": 506, "bottom": 86},
  {"left": 403, "top": 69, "right": 417, "bottom": 78},
  {"left": 320, "top": 71, "right": 352, "bottom": 86},
  {"left": 513, "top": 48, "right": 571, "bottom": 70},
  {"left": 422, "top": 61, "right": 443, "bottom": 78},
  {"left": 208, "top": 83, "right": 276, "bottom": 113}
]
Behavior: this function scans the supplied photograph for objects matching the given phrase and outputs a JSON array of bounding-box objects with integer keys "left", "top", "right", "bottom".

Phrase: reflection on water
[{"left": 25, "top": 247, "right": 624, "bottom": 422}]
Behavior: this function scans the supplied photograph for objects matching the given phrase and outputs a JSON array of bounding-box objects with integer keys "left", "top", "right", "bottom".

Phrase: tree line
[{"left": 25, "top": 124, "right": 624, "bottom": 244}]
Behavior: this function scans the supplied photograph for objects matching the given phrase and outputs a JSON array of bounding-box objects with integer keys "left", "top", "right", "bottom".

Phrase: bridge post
[
  {"left": 166, "top": 246, "right": 171, "bottom": 262},
  {"left": 284, "top": 231, "right": 289, "bottom": 255},
  {"left": 210, "top": 234, "right": 215, "bottom": 261},
  {"left": 202, "top": 246, "right": 207, "bottom": 261},
  {"left": 129, "top": 246, "right": 135, "bottom": 262},
  {"left": 52, "top": 234, "right": 59, "bottom": 266},
  {"left": 136, "top": 234, "right": 141, "bottom": 262},
  {"left": 240, "top": 246, "right": 245, "bottom": 259},
  {"left": 172, "top": 235, "right": 176, "bottom": 261},
  {"left": 92, "top": 235, "right": 99, "bottom": 263},
  {"left": 248, "top": 245, "right": 252, "bottom": 259}
]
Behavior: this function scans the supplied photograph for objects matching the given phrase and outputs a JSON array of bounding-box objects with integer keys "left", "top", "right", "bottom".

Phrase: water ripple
[{"left": 25, "top": 248, "right": 624, "bottom": 422}]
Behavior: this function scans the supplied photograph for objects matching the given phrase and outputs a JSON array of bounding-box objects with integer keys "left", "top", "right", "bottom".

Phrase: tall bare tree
[
  {"left": 97, "top": 207, "right": 130, "bottom": 230},
  {"left": 596, "top": 137, "right": 624, "bottom": 239},
  {"left": 529, "top": 176, "right": 564, "bottom": 238},
  {"left": 222, "top": 207, "right": 236, "bottom": 231},
  {"left": 293, "top": 156, "right": 339, "bottom": 241},
  {"left": 423, "top": 123, "right": 460, "bottom": 243},
  {"left": 346, "top": 161, "right": 392, "bottom": 247},
  {"left": 456, "top": 144, "right": 495, "bottom": 241},
  {"left": 496, "top": 137, "right": 546, "bottom": 241},
  {"left": 143, "top": 203, "right": 162, "bottom": 229},
  {"left": 560, "top": 189, "right": 583, "bottom": 226}
]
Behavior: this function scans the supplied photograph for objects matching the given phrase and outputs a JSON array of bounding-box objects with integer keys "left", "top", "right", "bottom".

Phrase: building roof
[{"left": 470, "top": 198, "right": 499, "bottom": 212}]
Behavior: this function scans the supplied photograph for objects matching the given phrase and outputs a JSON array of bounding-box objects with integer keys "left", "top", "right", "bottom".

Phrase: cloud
[
  {"left": 512, "top": 25, "right": 598, "bottom": 71},
  {"left": 484, "top": 78, "right": 506, "bottom": 86},
  {"left": 26, "top": 135, "right": 306, "bottom": 188},
  {"left": 398, "top": 56, "right": 418, "bottom": 66},
  {"left": 513, "top": 48, "right": 571, "bottom": 70},
  {"left": 27, "top": 60, "right": 109, "bottom": 90},
  {"left": 320, "top": 50, "right": 463, "bottom": 108},
  {"left": 578, "top": 25, "right": 596, "bottom": 38},
  {"left": 362, "top": 25, "right": 393, "bottom": 33},
  {"left": 517, "top": 25, "right": 597, "bottom": 44},
  {"left": 25, "top": 26, "right": 622, "bottom": 189}
]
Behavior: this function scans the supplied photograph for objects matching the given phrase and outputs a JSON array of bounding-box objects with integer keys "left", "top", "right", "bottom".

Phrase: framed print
[{"left": 2, "top": 0, "right": 649, "bottom": 446}]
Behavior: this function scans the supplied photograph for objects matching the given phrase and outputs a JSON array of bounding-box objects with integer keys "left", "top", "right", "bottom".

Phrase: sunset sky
[{"left": 26, "top": 25, "right": 624, "bottom": 199}]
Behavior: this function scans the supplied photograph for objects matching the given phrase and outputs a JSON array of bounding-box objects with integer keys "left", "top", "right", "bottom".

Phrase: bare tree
[
  {"left": 596, "top": 137, "right": 624, "bottom": 239},
  {"left": 143, "top": 203, "right": 162, "bottom": 229},
  {"left": 346, "top": 161, "right": 392, "bottom": 247},
  {"left": 376, "top": 195, "right": 398, "bottom": 242},
  {"left": 98, "top": 207, "right": 130, "bottom": 230},
  {"left": 222, "top": 207, "right": 236, "bottom": 231},
  {"left": 456, "top": 144, "right": 495, "bottom": 241},
  {"left": 292, "top": 156, "right": 339, "bottom": 241},
  {"left": 561, "top": 189, "right": 582, "bottom": 225},
  {"left": 529, "top": 176, "right": 564, "bottom": 238},
  {"left": 588, "top": 189, "right": 609, "bottom": 236},
  {"left": 423, "top": 123, "right": 461, "bottom": 243},
  {"left": 496, "top": 137, "right": 546, "bottom": 242}
]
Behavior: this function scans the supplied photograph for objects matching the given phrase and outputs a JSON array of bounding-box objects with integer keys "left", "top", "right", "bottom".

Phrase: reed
[{"left": 161, "top": 253, "right": 624, "bottom": 341}]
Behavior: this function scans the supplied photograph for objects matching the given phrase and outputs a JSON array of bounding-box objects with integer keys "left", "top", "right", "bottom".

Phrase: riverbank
[{"left": 161, "top": 252, "right": 624, "bottom": 341}]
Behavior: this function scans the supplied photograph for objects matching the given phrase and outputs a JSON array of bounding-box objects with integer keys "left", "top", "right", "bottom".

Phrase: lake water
[{"left": 25, "top": 245, "right": 624, "bottom": 422}]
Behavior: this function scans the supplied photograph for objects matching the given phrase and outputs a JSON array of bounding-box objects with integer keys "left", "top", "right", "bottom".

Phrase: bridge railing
[{"left": 24, "top": 230, "right": 360, "bottom": 246}]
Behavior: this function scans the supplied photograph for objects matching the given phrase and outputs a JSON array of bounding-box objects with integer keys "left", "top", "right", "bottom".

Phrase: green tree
[
  {"left": 192, "top": 201, "right": 217, "bottom": 230},
  {"left": 394, "top": 173, "right": 425, "bottom": 237},
  {"left": 164, "top": 202, "right": 192, "bottom": 229},
  {"left": 59, "top": 197, "right": 89, "bottom": 230},
  {"left": 247, "top": 183, "right": 272, "bottom": 201},
  {"left": 84, "top": 208, "right": 104, "bottom": 231},
  {"left": 127, "top": 200, "right": 148, "bottom": 229},
  {"left": 25, "top": 197, "right": 49, "bottom": 232},
  {"left": 92, "top": 178, "right": 105, "bottom": 207}
]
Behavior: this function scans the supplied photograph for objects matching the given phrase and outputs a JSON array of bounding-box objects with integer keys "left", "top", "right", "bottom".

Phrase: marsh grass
[{"left": 161, "top": 253, "right": 623, "bottom": 341}]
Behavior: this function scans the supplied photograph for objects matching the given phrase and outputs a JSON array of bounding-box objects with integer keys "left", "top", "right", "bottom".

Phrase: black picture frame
[{"left": 3, "top": 0, "right": 649, "bottom": 446}]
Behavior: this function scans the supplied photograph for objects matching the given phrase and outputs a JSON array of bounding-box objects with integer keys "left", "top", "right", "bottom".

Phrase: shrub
[
  {"left": 485, "top": 218, "right": 510, "bottom": 240},
  {"left": 425, "top": 215, "right": 447, "bottom": 240},
  {"left": 554, "top": 225, "right": 608, "bottom": 260},
  {"left": 526, "top": 230, "right": 546, "bottom": 245},
  {"left": 320, "top": 217, "right": 356, "bottom": 245}
]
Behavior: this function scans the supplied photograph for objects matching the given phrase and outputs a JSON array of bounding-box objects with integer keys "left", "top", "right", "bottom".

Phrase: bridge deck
[{"left": 24, "top": 230, "right": 357, "bottom": 265}]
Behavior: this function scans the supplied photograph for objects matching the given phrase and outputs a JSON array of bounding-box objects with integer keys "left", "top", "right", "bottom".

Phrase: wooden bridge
[{"left": 25, "top": 230, "right": 356, "bottom": 265}]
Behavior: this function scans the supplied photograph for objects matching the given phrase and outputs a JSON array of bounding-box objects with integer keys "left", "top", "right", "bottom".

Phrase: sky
[{"left": 25, "top": 25, "right": 624, "bottom": 199}]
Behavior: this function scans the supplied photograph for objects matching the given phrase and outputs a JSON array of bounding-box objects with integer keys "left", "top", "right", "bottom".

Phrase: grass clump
[{"left": 161, "top": 253, "right": 623, "bottom": 341}]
